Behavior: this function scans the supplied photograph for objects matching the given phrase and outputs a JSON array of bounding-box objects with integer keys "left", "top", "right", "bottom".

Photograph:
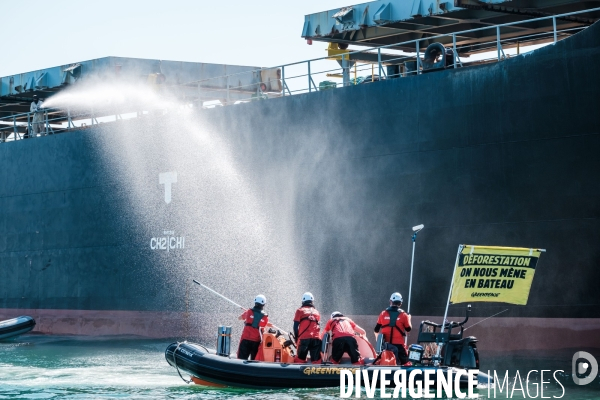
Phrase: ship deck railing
[
  {"left": 0, "top": 7, "right": 599, "bottom": 143},
  {"left": 0, "top": 107, "right": 164, "bottom": 141}
]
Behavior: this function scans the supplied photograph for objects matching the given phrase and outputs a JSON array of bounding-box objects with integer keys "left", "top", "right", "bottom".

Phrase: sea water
[{"left": 1, "top": 335, "right": 598, "bottom": 399}]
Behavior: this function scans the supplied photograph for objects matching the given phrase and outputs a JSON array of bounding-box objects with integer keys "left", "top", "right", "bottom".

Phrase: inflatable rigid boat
[
  {"left": 0, "top": 316, "right": 36, "bottom": 340},
  {"left": 165, "top": 308, "right": 492, "bottom": 389},
  {"left": 165, "top": 341, "right": 491, "bottom": 389}
]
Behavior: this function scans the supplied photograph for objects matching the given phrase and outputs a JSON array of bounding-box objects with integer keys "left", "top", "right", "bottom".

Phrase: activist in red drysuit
[
  {"left": 293, "top": 292, "right": 321, "bottom": 363},
  {"left": 237, "top": 294, "right": 269, "bottom": 360},
  {"left": 374, "top": 292, "right": 412, "bottom": 365},
  {"left": 323, "top": 312, "right": 366, "bottom": 365}
]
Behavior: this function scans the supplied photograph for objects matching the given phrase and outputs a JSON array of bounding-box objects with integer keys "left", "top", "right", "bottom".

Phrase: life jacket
[
  {"left": 245, "top": 307, "right": 267, "bottom": 329},
  {"left": 330, "top": 317, "right": 354, "bottom": 338},
  {"left": 386, "top": 306, "right": 406, "bottom": 343},
  {"left": 297, "top": 306, "right": 320, "bottom": 339}
]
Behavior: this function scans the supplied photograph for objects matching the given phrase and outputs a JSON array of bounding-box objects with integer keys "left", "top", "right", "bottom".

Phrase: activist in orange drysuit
[
  {"left": 374, "top": 292, "right": 412, "bottom": 365},
  {"left": 293, "top": 292, "right": 322, "bottom": 363},
  {"left": 237, "top": 294, "right": 270, "bottom": 360},
  {"left": 324, "top": 311, "right": 367, "bottom": 365}
]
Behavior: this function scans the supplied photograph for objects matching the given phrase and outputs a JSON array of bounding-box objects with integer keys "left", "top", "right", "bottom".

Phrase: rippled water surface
[{"left": 1, "top": 335, "right": 598, "bottom": 399}]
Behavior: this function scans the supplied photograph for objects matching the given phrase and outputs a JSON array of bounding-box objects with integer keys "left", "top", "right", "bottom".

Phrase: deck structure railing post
[
  {"left": 282, "top": 66, "right": 286, "bottom": 97},
  {"left": 342, "top": 54, "right": 349, "bottom": 86},
  {"left": 308, "top": 61, "right": 312, "bottom": 93},
  {"left": 416, "top": 40, "right": 421, "bottom": 74},
  {"left": 496, "top": 26, "right": 507, "bottom": 61},
  {"left": 44, "top": 110, "right": 48, "bottom": 136},
  {"left": 453, "top": 34, "right": 457, "bottom": 69}
]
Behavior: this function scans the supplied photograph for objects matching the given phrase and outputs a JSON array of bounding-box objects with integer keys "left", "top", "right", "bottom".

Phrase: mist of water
[
  {"left": 42, "top": 77, "right": 180, "bottom": 112},
  {"left": 43, "top": 80, "right": 307, "bottom": 341},
  {"left": 39, "top": 72, "right": 423, "bottom": 343}
]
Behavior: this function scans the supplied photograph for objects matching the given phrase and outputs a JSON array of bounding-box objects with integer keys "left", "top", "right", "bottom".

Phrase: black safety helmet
[{"left": 33, "top": 95, "right": 39, "bottom": 101}]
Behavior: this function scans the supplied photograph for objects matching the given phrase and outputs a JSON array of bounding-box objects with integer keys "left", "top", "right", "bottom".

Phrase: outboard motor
[
  {"left": 443, "top": 337, "right": 479, "bottom": 369},
  {"left": 216, "top": 325, "right": 232, "bottom": 357}
]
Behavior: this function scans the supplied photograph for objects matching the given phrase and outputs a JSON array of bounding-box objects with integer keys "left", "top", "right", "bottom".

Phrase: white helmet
[
  {"left": 302, "top": 292, "right": 314, "bottom": 303},
  {"left": 254, "top": 294, "right": 266, "bottom": 305},
  {"left": 390, "top": 292, "right": 403, "bottom": 303},
  {"left": 330, "top": 311, "right": 342, "bottom": 319}
]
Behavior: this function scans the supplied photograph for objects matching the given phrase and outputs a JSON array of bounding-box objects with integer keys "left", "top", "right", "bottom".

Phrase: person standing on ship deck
[
  {"left": 30, "top": 95, "right": 44, "bottom": 137},
  {"left": 293, "top": 292, "right": 322, "bottom": 363},
  {"left": 237, "top": 294, "right": 270, "bottom": 360}
]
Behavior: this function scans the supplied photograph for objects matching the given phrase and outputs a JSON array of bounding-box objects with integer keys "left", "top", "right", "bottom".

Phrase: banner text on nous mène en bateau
[{"left": 450, "top": 246, "right": 542, "bottom": 305}]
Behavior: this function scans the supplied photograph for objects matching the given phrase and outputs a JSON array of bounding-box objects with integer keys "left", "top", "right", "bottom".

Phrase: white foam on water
[{"left": 0, "top": 364, "right": 179, "bottom": 388}]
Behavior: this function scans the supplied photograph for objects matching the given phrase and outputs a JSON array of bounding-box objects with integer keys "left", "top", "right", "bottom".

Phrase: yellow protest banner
[{"left": 449, "top": 246, "right": 543, "bottom": 305}]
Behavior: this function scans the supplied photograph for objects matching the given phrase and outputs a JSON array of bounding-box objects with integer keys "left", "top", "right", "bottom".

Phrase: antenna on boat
[
  {"left": 407, "top": 224, "right": 424, "bottom": 315},
  {"left": 463, "top": 308, "right": 508, "bottom": 331}
]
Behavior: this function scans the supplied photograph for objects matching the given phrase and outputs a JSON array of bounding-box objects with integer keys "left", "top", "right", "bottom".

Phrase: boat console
[{"left": 416, "top": 305, "right": 479, "bottom": 369}]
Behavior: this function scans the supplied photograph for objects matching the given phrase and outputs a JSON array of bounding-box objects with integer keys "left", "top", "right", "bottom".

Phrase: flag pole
[
  {"left": 434, "top": 244, "right": 464, "bottom": 366},
  {"left": 407, "top": 224, "right": 424, "bottom": 314}
]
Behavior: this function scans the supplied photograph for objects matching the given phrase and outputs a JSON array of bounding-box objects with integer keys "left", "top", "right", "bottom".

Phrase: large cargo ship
[{"left": 1, "top": 1, "right": 599, "bottom": 352}]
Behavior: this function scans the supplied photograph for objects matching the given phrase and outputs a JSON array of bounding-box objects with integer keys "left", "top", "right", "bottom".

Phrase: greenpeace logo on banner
[
  {"left": 471, "top": 292, "right": 501, "bottom": 298},
  {"left": 339, "top": 369, "right": 478, "bottom": 398},
  {"left": 150, "top": 230, "right": 185, "bottom": 252}
]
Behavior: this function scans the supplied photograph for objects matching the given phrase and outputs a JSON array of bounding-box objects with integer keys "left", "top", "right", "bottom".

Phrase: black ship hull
[{"left": 0, "top": 22, "right": 599, "bottom": 350}]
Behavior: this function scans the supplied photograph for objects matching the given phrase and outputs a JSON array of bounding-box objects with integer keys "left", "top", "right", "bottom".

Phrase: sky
[{"left": 2, "top": 0, "right": 349, "bottom": 77}]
